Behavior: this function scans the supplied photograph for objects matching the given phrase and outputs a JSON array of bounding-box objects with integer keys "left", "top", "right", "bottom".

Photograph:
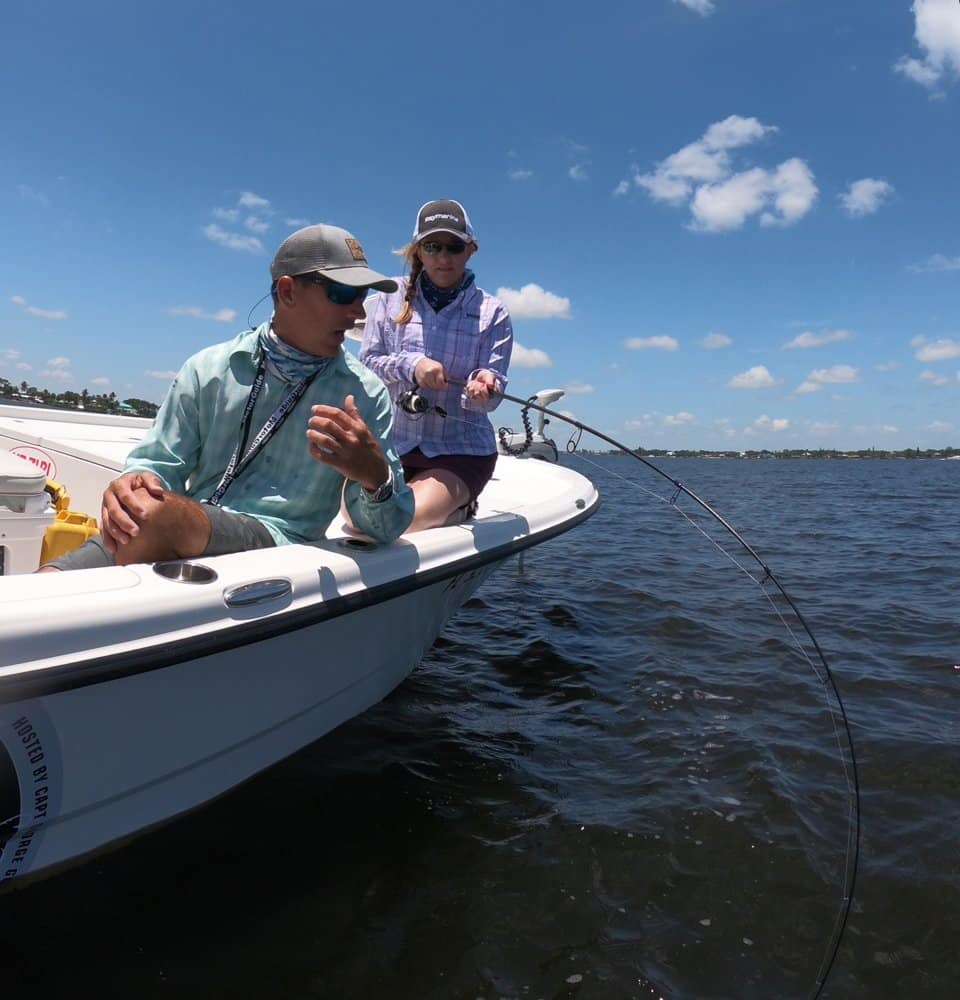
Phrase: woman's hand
[
  {"left": 414, "top": 357, "right": 447, "bottom": 390},
  {"left": 464, "top": 369, "right": 499, "bottom": 402}
]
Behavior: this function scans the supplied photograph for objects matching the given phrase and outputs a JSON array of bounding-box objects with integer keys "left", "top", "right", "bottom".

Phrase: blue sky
[{"left": 2, "top": 0, "right": 958, "bottom": 450}]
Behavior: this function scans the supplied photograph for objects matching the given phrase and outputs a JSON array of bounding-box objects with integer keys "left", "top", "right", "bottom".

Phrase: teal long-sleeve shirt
[{"left": 124, "top": 326, "right": 414, "bottom": 545}]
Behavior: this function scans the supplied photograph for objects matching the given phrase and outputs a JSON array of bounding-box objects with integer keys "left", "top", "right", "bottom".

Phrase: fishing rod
[{"left": 402, "top": 380, "right": 860, "bottom": 1000}]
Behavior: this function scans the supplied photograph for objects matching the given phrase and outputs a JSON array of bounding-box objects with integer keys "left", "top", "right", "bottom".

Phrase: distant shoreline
[{"left": 587, "top": 448, "right": 960, "bottom": 460}]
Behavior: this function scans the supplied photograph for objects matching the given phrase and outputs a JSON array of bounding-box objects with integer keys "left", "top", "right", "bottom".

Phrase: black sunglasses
[
  {"left": 297, "top": 273, "right": 370, "bottom": 305},
  {"left": 420, "top": 240, "right": 468, "bottom": 256}
]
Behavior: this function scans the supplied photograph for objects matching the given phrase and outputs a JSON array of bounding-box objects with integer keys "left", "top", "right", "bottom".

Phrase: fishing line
[{"left": 483, "top": 386, "right": 860, "bottom": 1000}]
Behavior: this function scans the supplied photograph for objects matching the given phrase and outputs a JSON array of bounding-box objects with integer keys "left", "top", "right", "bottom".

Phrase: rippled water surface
[{"left": 1, "top": 457, "right": 957, "bottom": 998}]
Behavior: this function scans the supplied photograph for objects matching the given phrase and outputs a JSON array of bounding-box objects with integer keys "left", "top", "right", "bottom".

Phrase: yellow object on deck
[{"left": 39, "top": 479, "right": 99, "bottom": 563}]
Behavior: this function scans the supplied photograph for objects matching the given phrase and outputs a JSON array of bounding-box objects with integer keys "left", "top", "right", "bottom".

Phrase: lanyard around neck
[{"left": 206, "top": 361, "right": 316, "bottom": 507}]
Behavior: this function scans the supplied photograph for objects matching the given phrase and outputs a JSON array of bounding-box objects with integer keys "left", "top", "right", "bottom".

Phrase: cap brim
[
  {"left": 315, "top": 265, "right": 398, "bottom": 292},
  {"left": 417, "top": 226, "right": 472, "bottom": 243}
]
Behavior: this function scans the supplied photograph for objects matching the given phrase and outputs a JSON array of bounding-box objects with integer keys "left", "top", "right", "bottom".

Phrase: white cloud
[
  {"left": 285, "top": 217, "right": 311, "bottom": 227},
  {"left": 895, "top": 0, "right": 960, "bottom": 92},
  {"left": 908, "top": 253, "right": 960, "bottom": 272},
  {"left": 568, "top": 163, "right": 589, "bottom": 182},
  {"left": 168, "top": 306, "right": 237, "bottom": 323},
  {"left": 624, "top": 335, "right": 679, "bottom": 351},
  {"left": 784, "top": 328, "right": 854, "bottom": 349},
  {"left": 806, "top": 421, "right": 840, "bottom": 435},
  {"left": 511, "top": 343, "right": 552, "bottom": 368},
  {"left": 700, "top": 332, "right": 731, "bottom": 349},
  {"left": 203, "top": 224, "right": 263, "bottom": 253},
  {"left": 212, "top": 207, "right": 240, "bottom": 223},
  {"left": 727, "top": 365, "right": 777, "bottom": 389},
  {"left": 929, "top": 420, "right": 955, "bottom": 431},
  {"left": 145, "top": 369, "right": 178, "bottom": 380},
  {"left": 919, "top": 369, "right": 949, "bottom": 385},
  {"left": 508, "top": 169, "right": 533, "bottom": 181},
  {"left": 18, "top": 184, "right": 50, "bottom": 208},
  {"left": 810, "top": 364, "right": 859, "bottom": 384},
  {"left": 39, "top": 357, "right": 72, "bottom": 382},
  {"left": 238, "top": 191, "right": 271, "bottom": 210},
  {"left": 10, "top": 295, "right": 68, "bottom": 320},
  {"left": 244, "top": 216, "right": 270, "bottom": 234},
  {"left": 630, "top": 116, "right": 817, "bottom": 231},
  {"left": 664, "top": 411, "right": 695, "bottom": 426},
  {"left": 612, "top": 179, "right": 630, "bottom": 197},
  {"left": 911, "top": 335, "right": 960, "bottom": 361},
  {"left": 90, "top": 376, "right": 110, "bottom": 386},
  {"left": 875, "top": 360, "right": 900, "bottom": 371},
  {"left": 840, "top": 178, "right": 894, "bottom": 217},
  {"left": 564, "top": 381, "right": 594, "bottom": 395},
  {"left": 747, "top": 415, "right": 789, "bottom": 433},
  {"left": 672, "top": 0, "right": 715, "bottom": 14},
  {"left": 496, "top": 283, "right": 571, "bottom": 319}
]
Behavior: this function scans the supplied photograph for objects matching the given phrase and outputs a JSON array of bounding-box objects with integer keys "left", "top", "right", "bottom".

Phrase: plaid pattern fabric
[{"left": 360, "top": 279, "right": 513, "bottom": 457}]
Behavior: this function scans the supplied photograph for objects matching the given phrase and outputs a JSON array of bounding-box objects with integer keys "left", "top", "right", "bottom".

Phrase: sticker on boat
[
  {"left": 0, "top": 704, "right": 63, "bottom": 884},
  {"left": 8, "top": 445, "right": 57, "bottom": 480}
]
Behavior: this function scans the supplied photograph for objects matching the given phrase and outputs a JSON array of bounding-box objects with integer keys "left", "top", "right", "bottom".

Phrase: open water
[{"left": 0, "top": 456, "right": 957, "bottom": 999}]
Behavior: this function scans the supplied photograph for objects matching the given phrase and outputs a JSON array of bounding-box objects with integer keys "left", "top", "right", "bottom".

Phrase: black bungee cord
[{"left": 402, "top": 381, "right": 859, "bottom": 1000}]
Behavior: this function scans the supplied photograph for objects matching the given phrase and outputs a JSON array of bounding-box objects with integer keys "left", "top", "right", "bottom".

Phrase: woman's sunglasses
[{"left": 420, "top": 239, "right": 468, "bottom": 256}]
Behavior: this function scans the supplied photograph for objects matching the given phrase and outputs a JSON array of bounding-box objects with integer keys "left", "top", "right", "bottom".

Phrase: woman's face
[{"left": 416, "top": 234, "right": 475, "bottom": 289}]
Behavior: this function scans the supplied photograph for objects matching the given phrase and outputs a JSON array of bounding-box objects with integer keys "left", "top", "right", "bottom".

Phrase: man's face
[{"left": 281, "top": 275, "right": 369, "bottom": 356}]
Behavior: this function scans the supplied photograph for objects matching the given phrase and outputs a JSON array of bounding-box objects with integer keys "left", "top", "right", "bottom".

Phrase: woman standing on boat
[{"left": 360, "top": 199, "right": 513, "bottom": 532}]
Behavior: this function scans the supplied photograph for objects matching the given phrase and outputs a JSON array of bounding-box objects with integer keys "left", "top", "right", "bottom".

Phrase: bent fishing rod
[{"left": 401, "top": 379, "right": 860, "bottom": 1000}]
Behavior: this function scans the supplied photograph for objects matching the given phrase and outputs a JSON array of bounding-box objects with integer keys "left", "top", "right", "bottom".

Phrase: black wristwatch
[{"left": 361, "top": 468, "right": 394, "bottom": 503}]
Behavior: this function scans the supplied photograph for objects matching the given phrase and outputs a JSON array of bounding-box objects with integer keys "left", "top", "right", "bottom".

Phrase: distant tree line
[{"left": 0, "top": 376, "right": 159, "bottom": 419}]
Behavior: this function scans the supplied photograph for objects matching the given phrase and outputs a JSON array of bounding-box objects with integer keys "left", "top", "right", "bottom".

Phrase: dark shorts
[
  {"left": 41, "top": 503, "right": 276, "bottom": 571},
  {"left": 400, "top": 449, "right": 498, "bottom": 504}
]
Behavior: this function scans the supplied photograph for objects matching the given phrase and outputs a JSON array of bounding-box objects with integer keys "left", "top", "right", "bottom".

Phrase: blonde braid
[{"left": 392, "top": 242, "right": 422, "bottom": 325}]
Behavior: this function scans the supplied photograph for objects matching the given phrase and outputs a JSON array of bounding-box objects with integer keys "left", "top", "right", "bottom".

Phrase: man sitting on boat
[{"left": 41, "top": 224, "right": 414, "bottom": 571}]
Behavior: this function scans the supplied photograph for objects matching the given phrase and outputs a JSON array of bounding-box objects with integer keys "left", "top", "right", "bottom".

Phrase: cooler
[{"left": 0, "top": 450, "right": 55, "bottom": 575}]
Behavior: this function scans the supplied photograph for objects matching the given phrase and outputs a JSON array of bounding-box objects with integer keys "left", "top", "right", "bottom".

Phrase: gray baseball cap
[
  {"left": 270, "top": 224, "right": 398, "bottom": 291},
  {"left": 413, "top": 199, "right": 476, "bottom": 244}
]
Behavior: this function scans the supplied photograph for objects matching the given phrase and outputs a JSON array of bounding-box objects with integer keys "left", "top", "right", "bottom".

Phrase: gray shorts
[{"left": 41, "top": 503, "right": 276, "bottom": 571}]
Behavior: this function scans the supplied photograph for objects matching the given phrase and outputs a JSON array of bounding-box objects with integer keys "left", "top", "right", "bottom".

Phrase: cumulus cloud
[
  {"left": 727, "top": 365, "right": 777, "bottom": 389},
  {"left": 746, "top": 415, "right": 789, "bottom": 434},
  {"left": 919, "top": 369, "right": 949, "bottom": 385},
  {"left": 168, "top": 306, "right": 237, "bottom": 323},
  {"left": 664, "top": 411, "right": 695, "bottom": 426},
  {"left": 508, "top": 168, "right": 533, "bottom": 181},
  {"left": 206, "top": 192, "right": 273, "bottom": 251},
  {"left": 623, "top": 115, "right": 817, "bottom": 231},
  {"left": 624, "top": 335, "right": 679, "bottom": 351},
  {"left": 146, "top": 369, "right": 178, "bottom": 380},
  {"left": 784, "top": 328, "right": 853, "bottom": 349},
  {"left": 90, "top": 376, "right": 110, "bottom": 386},
  {"left": 840, "top": 178, "right": 894, "bottom": 217},
  {"left": 928, "top": 420, "right": 955, "bottom": 431},
  {"left": 39, "top": 356, "right": 73, "bottom": 382},
  {"left": 672, "top": 0, "right": 714, "bottom": 14},
  {"left": 568, "top": 163, "right": 589, "bottom": 182},
  {"left": 700, "top": 332, "right": 731, "bottom": 349},
  {"left": 203, "top": 224, "right": 262, "bottom": 253},
  {"left": 564, "top": 381, "right": 594, "bottom": 395},
  {"left": 795, "top": 364, "right": 859, "bottom": 394},
  {"left": 895, "top": 0, "right": 960, "bottom": 93},
  {"left": 511, "top": 343, "right": 553, "bottom": 368},
  {"left": 10, "top": 295, "right": 68, "bottom": 320},
  {"left": 911, "top": 335, "right": 960, "bottom": 361},
  {"left": 496, "top": 284, "right": 571, "bottom": 319},
  {"left": 285, "top": 217, "right": 311, "bottom": 227},
  {"left": 908, "top": 253, "right": 960, "bottom": 272},
  {"left": 875, "top": 360, "right": 900, "bottom": 371}
]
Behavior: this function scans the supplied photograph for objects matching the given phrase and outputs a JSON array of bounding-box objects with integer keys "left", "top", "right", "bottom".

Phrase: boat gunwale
[{"left": 0, "top": 495, "right": 598, "bottom": 704}]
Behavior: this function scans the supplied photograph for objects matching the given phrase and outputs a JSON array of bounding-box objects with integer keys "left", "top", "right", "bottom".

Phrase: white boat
[{"left": 0, "top": 402, "right": 598, "bottom": 887}]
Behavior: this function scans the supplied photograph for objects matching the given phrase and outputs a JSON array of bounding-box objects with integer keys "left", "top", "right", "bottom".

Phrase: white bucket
[{"left": 0, "top": 450, "right": 55, "bottom": 575}]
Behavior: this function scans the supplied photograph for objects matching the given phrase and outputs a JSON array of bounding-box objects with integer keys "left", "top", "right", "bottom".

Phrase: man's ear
[{"left": 275, "top": 275, "right": 296, "bottom": 306}]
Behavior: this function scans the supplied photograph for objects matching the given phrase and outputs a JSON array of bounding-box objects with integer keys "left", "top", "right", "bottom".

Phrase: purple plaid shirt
[{"left": 360, "top": 278, "right": 513, "bottom": 457}]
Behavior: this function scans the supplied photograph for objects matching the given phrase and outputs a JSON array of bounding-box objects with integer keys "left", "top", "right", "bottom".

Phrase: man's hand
[
  {"left": 306, "top": 395, "right": 389, "bottom": 491},
  {"left": 100, "top": 471, "right": 166, "bottom": 553},
  {"left": 413, "top": 357, "right": 447, "bottom": 390}
]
